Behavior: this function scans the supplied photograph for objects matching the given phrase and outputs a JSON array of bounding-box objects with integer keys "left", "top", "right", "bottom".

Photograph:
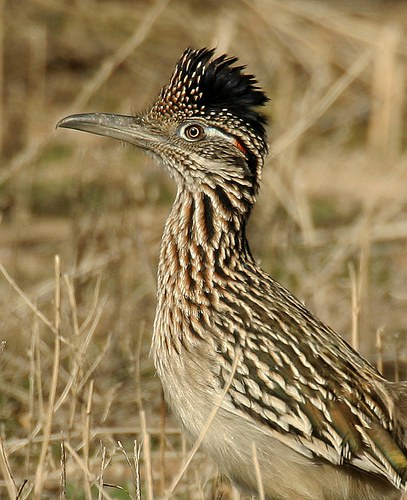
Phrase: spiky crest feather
[{"left": 152, "top": 48, "right": 268, "bottom": 139}]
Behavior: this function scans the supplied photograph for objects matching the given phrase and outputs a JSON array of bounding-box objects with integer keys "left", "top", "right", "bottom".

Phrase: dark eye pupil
[{"left": 185, "top": 125, "right": 204, "bottom": 140}]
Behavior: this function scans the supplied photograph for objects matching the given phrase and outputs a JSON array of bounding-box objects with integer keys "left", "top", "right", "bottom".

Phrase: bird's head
[{"left": 58, "top": 48, "right": 268, "bottom": 205}]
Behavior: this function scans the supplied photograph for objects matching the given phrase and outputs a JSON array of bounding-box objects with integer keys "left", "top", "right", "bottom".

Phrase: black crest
[{"left": 152, "top": 48, "right": 268, "bottom": 137}]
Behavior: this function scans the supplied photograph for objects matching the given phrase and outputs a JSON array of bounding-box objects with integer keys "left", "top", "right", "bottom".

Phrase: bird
[{"left": 57, "top": 48, "right": 407, "bottom": 500}]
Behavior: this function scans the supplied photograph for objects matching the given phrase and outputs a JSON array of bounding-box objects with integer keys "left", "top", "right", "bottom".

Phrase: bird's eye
[{"left": 182, "top": 124, "right": 206, "bottom": 141}]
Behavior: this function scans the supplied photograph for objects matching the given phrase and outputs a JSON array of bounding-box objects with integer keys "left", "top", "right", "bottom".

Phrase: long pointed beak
[{"left": 57, "top": 113, "right": 157, "bottom": 148}]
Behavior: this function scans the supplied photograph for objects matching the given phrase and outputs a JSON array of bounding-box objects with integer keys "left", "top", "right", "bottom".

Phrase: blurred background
[{"left": 1, "top": 0, "right": 407, "bottom": 498}]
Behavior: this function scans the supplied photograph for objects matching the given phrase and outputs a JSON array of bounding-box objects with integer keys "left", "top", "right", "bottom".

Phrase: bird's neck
[
  {"left": 157, "top": 186, "right": 254, "bottom": 302},
  {"left": 152, "top": 185, "right": 256, "bottom": 366}
]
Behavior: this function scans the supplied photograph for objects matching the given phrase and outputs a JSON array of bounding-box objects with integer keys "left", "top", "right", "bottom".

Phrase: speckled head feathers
[{"left": 150, "top": 48, "right": 268, "bottom": 139}]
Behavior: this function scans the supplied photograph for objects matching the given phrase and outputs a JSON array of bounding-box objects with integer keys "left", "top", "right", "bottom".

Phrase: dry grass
[{"left": 0, "top": 0, "right": 407, "bottom": 498}]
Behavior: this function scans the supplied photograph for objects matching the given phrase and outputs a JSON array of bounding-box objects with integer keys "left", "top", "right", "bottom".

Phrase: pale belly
[{"left": 154, "top": 347, "right": 400, "bottom": 500}]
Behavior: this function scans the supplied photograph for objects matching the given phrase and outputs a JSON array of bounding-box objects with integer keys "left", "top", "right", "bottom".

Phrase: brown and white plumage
[{"left": 58, "top": 48, "right": 407, "bottom": 499}]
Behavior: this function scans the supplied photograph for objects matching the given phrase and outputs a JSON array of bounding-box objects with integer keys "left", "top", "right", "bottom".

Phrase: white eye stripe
[
  {"left": 206, "top": 127, "right": 247, "bottom": 153},
  {"left": 194, "top": 125, "right": 238, "bottom": 146},
  {"left": 179, "top": 123, "right": 243, "bottom": 150},
  {"left": 205, "top": 127, "right": 226, "bottom": 138}
]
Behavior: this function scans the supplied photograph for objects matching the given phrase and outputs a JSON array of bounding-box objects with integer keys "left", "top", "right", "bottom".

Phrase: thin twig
[
  {"left": 348, "top": 263, "right": 360, "bottom": 351},
  {"left": 252, "top": 442, "right": 265, "bottom": 500},
  {"left": 60, "top": 439, "right": 66, "bottom": 500},
  {"left": 133, "top": 440, "right": 142, "bottom": 500},
  {"left": 140, "top": 410, "right": 153, "bottom": 500},
  {"left": 97, "top": 445, "right": 107, "bottom": 500},
  {"left": 0, "top": 431, "right": 17, "bottom": 499},
  {"left": 394, "top": 333, "right": 400, "bottom": 383},
  {"left": 376, "top": 328, "right": 384, "bottom": 375},
  {"left": 83, "top": 380, "right": 94, "bottom": 500},
  {"left": 34, "top": 255, "right": 62, "bottom": 499},
  {"left": 16, "top": 479, "right": 29, "bottom": 500},
  {"left": 159, "top": 388, "right": 166, "bottom": 495}
]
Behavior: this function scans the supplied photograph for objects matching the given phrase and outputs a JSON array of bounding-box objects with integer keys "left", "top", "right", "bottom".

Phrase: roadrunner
[{"left": 58, "top": 48, "right": 407, "bottom": 499}]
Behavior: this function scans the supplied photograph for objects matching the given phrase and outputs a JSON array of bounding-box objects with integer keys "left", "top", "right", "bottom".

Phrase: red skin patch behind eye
[{"left": 234, "top": 139, "right": 247, "bottom": 155}]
